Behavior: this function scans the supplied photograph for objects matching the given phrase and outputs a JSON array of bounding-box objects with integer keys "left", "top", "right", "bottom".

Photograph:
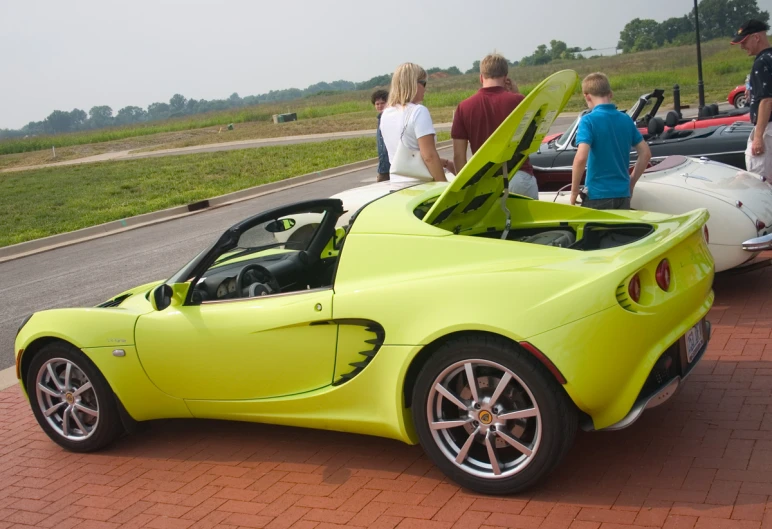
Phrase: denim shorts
[{"left": 582, "top": 197, "right": 631, "bottom": 210}]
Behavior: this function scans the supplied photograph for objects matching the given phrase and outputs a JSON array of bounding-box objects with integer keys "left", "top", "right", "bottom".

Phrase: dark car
[{"left": 532, "top": 90, "right": 753, "bottom": 191}]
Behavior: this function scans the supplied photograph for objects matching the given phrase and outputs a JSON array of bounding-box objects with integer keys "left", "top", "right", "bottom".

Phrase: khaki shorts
[{"left": 745, "top": 122, "right": 772, "bottom": 179}]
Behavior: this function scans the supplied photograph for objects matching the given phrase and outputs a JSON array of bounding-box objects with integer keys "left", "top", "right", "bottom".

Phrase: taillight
[
  {"left": 703, "top": 225, "right": 709, "bottom": 244},
  {"left": 629, "top": 274, "right": 641, "bottom": 303},
  {"left": 757, "top": 220, "right": 766, "bottom": 231},
  {"left": 655, "top": 259, "right": 671, "bottom": 291}
]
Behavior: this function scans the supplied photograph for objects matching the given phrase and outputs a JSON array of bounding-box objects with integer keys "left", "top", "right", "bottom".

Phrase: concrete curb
[{"left": 0, "top": 140, "right": 453, "bottom": 264}]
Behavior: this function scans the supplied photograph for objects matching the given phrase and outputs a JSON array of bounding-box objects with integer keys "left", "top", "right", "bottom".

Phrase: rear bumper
[
  {"left": 596, "top": 319, "right": 711, "bottom": 431},
  {"left": 743, "top": 233, "right": 772, "bottom": 251}
]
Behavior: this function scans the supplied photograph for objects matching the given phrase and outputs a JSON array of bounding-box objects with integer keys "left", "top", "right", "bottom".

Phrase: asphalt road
[{"left": 0, "top": 112, "right": 624, "bottom": 370}]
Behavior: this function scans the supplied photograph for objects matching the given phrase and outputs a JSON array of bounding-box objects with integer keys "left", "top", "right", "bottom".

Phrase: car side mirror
[
  {"left": 150, "top": 284, "right": 173, "bottom": 311},
  {"left": 265, "top": 218, "right": 296, "bottom": 232}
]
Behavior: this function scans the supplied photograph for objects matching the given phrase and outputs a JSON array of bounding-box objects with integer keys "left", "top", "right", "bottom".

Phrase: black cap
[{"left": 731, "top": 19, "right": 770, "bottom": 44}]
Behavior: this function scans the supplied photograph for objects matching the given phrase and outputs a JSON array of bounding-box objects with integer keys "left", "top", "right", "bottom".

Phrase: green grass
[
  {"left": 0, "top": 38, "right": 753, "bottom": 157},
  {"left": 0, "top": 137, "right": 382, "bottom": 247}
]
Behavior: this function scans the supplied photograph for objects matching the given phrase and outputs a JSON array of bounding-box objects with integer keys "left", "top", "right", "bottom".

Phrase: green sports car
[{"left": 14, "top": 71, "right": 714, "bottom": 494}]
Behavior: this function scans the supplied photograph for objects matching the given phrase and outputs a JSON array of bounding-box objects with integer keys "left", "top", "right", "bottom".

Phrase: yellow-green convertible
[{"left": 14, "top": 71, "right": 714, "bottom": 494}]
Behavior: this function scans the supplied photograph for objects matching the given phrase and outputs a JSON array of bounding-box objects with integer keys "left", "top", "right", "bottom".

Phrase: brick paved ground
[{"left": 3, "top": 263, "right": 772, "bottom": 529}]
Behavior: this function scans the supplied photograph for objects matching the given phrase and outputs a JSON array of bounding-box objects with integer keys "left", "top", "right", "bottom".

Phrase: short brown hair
[
  {"left": 371, "top": 89, "right": 388, "bottom": 105},
  {"left": 582, "top": 73, "right": 612, "bottom": 97},
  {"left": 480, "top": 53, "right": 509, "bottom": 79}
]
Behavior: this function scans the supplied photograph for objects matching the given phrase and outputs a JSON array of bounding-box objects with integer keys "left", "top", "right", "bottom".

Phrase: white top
[{"left": 379, "top": 103, "right": 436, "bottom": 182}]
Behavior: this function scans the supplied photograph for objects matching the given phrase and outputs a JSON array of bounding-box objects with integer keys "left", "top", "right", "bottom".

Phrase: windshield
[{"left": 555, "top": 117, "right": 579, "bottom": 148}]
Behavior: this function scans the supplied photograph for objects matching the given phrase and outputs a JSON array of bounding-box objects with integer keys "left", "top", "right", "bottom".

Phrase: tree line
[
  {"left": 618, "top": 0, "right": 768, "bottom": 53},
  {"left": 0, "top": 68, "right": 462, "bottom": 140}
]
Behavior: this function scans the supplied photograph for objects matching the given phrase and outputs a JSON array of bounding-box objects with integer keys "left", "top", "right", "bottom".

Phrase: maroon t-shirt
[{"left": 451, "top": 86, "right": 534, "bottom": 175}]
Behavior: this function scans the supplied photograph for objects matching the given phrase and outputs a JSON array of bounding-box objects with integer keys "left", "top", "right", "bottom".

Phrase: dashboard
[{"left": 191, "top": 251, "right": 305, "bottom": 303}]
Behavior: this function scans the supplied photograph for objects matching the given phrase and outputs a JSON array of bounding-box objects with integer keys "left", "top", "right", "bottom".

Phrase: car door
[
  {"left": 134, "top": 288, "right": 336, "bottom": 400},
  {"left": 134, "top": 198, "right": 344, "bottom": 401}
]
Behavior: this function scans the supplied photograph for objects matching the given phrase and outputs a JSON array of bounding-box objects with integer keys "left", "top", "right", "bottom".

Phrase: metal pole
[{"left": 695, "top": 0, "right": 705, "bottom": 109}]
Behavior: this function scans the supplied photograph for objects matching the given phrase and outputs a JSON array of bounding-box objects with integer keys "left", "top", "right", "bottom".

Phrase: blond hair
[
  {"left": 582, "top": 72, "right": 612, "bottom": 97},
  {"left": 387, "top": 62, "right": 427, "bottom": 107},
  {"left": 480, "top": 53, "right": 509, "bottom": 79}
]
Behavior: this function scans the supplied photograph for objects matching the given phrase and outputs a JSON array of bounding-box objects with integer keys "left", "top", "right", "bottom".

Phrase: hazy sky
[{"left": 2, "top": 0, "right": 771, "bottom": 129}]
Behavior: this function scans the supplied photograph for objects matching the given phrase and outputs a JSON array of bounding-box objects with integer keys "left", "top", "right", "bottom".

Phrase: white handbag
[{"left": 390, "top": 106, "right": 433, "bottom": 181}]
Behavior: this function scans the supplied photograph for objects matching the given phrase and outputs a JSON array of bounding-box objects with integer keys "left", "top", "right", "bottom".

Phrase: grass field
[
  {"left": 0, "top": 38, "right": 752, "bottom": 166},
  {"left": 0, "top": 137, "right": 384, "bottom": 247}
]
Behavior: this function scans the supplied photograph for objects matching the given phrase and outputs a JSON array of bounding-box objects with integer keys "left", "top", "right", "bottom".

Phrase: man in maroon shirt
[{"left": 451, "top": 54, "right": 538, "bottom": 198}]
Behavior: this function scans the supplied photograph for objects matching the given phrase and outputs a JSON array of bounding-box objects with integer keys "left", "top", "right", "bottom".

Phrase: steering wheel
[{"left": 236, "top": 264, "right": 281, "bottom": 297}]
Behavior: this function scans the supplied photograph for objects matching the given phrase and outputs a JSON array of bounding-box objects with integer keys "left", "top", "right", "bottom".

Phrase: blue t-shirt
[{"left": 576, "top": 104, "right": 643, "bottom": 200}]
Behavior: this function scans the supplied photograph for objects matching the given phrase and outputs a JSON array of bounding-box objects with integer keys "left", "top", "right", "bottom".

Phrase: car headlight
[{"left": 16, "top": 314, "right": 33, "bottom": 338}]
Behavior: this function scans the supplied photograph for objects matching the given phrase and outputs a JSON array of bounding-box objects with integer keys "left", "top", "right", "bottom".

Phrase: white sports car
[{"left": 280, "top": 156, "right": 772, "bottom": 273}]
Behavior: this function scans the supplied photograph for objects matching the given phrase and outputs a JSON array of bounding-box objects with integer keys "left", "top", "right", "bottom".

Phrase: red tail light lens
[
  {"left": 703, "top": 225, "right": 709, "bottom": 244},
  {"left": 656, "top": 259, "right": 671, "bottom": 291},
  {"left": 629, "top": 274, "right": 641, "bottom": 303},
  {"left": 757, "top": 220, "right": 766, "bottom": 231}
]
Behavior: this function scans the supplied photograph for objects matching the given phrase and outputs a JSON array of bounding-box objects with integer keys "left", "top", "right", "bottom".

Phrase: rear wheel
[
  {"left": 412, "top": 335, "right": 577, "bottom": 494},
  {"left": 26, "top": 342, "right": 123, "bottom": 452}
]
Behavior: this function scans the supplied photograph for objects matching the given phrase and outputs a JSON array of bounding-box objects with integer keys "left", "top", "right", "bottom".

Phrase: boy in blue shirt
[{"left": 570, "top": 73, "right": 651, "bottom": 209}]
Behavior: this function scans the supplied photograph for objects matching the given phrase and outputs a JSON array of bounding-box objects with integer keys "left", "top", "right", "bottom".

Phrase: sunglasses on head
[{"left": 418, "top": 79, "right": 427, "bottom": 87}]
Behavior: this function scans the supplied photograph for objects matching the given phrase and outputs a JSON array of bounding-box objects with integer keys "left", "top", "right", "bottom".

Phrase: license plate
[{"left": 686, "top": 321, "right": 704, "bottom": 363}]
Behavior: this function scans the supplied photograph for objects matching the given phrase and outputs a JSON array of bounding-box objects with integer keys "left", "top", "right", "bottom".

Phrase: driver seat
[{"left": 647, "top": 116, "right": 665, "bottom": 139}]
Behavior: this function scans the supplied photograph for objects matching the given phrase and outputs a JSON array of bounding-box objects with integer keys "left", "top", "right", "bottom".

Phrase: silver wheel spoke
[
  {"left": 38, "top": 383, "right": 61, "bottom": 398},
  {"left": 70, "top": 408, "right": 88, "bottom": 434},
  {"left": 74, "top": 403, "right": 98, "bottom": 417},
  {"left": 485, "top": 433, "right": 502, "bottom": 475},
  {"left": 455, "top": 428, "right": 479, "bottom": 464},
  {"left": 44, "top": 401, "right": 65, "bottom": 417},
  {"left": 434, "top": 383, "right": 468, "bottom": 410},
  {"left": 72, "top": 382, "right": 92, "bottom": 398},
  {"left": 47, "top": 364, "right": 64, "bottom": 391},
  {"left": 62, "top": 407, "right": 70, "bottom": 436},
  {"left": 464, "top": 363, "right": 480, "bottom": 403},
  {"left": 489, "top": 372, "right": 512, "bottom": 407},
  {"left": 63, "top": 363, "right": 72, "bottom": 391},
  {"left": 499, "top": 408, "right": 538, "bottom": 421},
  {"left": 497, "top": 429, "right": 534, "bottom": 456},
  {"left": 430, "top": 419, "right": 470, "bottom": 430}
]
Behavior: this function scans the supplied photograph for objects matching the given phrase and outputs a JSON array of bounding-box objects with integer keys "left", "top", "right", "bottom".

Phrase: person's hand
[
  {"left": 442, "top": 159, "right": 456, "bottom": 174},
  {"left": 569, "top": 192, "right": 578, "bottom": 206},
  {"left": 752, "top": 136, "right": 765, "bottom": 157}
]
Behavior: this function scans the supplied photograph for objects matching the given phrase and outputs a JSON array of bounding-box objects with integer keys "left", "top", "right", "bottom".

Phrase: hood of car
[{"left": 423, "top": 70, "right": 578, "bottom": 233}]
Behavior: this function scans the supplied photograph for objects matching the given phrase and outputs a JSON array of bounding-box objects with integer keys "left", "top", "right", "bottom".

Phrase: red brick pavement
[{"left": 3, "top": 263, "right": 772, "bottom": 529}]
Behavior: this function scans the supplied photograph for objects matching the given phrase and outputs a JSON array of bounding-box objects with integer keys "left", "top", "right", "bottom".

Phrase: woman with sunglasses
[{"left": 379, "top": 62, "right": 454, "bottom": 182}]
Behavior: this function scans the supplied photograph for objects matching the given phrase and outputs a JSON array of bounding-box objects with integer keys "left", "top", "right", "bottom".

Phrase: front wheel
[
  {"left": 26, "top": 342, "right": 124, "bottom": 452},
  {"left": 412, "top": 335, "right": 577, "bottom": 495},
  {"left": 734, "top": 94, "right": 747, "bottom": 108}
]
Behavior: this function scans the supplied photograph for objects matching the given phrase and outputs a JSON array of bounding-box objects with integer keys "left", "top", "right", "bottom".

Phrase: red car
[{"left": 728, "top": 84, "right": 749, "bottom": 109}]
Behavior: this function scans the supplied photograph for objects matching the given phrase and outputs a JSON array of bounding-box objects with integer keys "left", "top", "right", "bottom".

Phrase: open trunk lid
[{"left": 423, "top": 70, "right": 578, "bottom": 233}]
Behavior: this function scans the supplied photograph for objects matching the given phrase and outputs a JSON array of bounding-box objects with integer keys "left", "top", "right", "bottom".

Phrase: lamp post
[{"left": 695, "top": 0, "right": 706, "bottom": 109}]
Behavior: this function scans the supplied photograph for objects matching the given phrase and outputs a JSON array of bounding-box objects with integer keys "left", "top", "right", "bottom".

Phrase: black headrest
[
  {"left": 648, "top": 116, "right": 665, "bottom": 136},
  {"left": 665, "top": 111, "right": 679, "bottom": 128}
]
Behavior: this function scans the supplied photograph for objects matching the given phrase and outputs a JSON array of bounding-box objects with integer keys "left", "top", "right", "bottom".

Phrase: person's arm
[
  {"left": 629, "top": 140, "right": 651, "bottom": 194},
  {"left": 752, "top": 98, "right": 772, "bottom": 155},
  {"left": 570, "top": 117, "right": 591, "bottom": 205},
  {"left": 453, "top": 139, "right": 469, "bottom": 173},
  {"left": 418, "top": 135, "right": 447, "bottom": 181},
  {"left": 450, "top": 105, "right": 468, "bottom": 173},
  {"left": 570, "top": 144, "right": 589, "bottom": 205}
]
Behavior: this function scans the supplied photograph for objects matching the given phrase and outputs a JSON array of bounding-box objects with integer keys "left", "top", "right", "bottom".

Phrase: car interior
[{"left": 188, "top": 205, "right": 347, "bottom": 304}]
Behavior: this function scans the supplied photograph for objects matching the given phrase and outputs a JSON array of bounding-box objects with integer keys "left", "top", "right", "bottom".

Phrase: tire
[
  {"left": 26, "top": 341, "right": 124, "bottom": 452},
  {"left": 412, "top": 335, "right": 577, "bottom": 495},
  {"left": 734, "top": 94, "right": 746, "bottom": 109}
]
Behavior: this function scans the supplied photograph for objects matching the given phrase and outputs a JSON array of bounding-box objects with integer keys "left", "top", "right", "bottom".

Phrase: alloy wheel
[
  {"left": 426, "top": 359, "right": 542, "bottom": 479},
  {"left": 35, "top": 358, "right": 100, "bottom": 441}
]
